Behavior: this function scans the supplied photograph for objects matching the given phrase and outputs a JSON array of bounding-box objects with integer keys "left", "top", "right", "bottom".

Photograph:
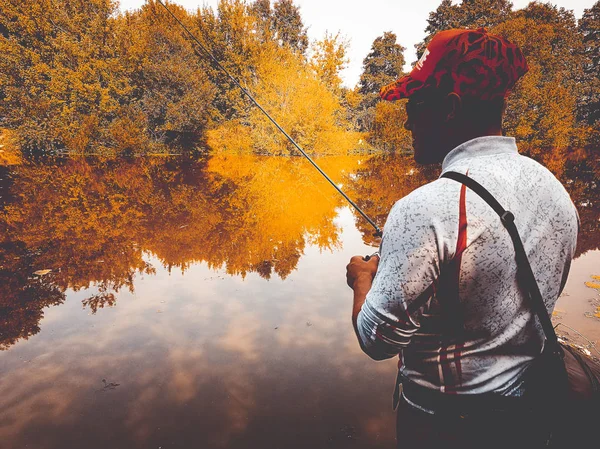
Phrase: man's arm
[
  {"left": 347, "top": 254, "right": 395, "bottom": 360},
  {"left": 346, "top": 255, "right": 379, "bottom": 337},
  {"left": 345, "top": 192, "right": 443, "bottom": 361}
]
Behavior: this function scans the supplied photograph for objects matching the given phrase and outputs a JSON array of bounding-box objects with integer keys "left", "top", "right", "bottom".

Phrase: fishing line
[{"left": 153, "top": 0, "right": 382, "bottom": 237}]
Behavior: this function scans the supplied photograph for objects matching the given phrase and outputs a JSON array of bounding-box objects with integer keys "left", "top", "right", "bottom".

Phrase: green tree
[
  {"left": 417, "top": 0, "right": 513, "bottom": 57},
  {"left": 272, "top": 0, "right": 308, "bottom": 54},
  {"left": 356, "top": 32, "right": 406, "bottom": 131}
]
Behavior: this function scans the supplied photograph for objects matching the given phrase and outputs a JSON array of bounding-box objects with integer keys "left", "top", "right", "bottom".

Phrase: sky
[{"left": 118, "top": 0, "right": 597, "bottom": 88}]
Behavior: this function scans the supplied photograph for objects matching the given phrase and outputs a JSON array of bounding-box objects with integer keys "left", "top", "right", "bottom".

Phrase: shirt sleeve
[{"left": 356, "top": 195, "right": 442, "bottom": 361}]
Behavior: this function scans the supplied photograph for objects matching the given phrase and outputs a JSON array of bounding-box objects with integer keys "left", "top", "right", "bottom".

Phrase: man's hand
[
  {"left": 346, "top": 254, "right": 380, "bottom": 290},
  {"left": 346, "top": 254, "right": 380, "bottom": 335}
]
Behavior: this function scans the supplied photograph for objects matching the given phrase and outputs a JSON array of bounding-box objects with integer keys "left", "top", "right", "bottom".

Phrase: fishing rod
[{"left": 154, "top": 0, "right": 383, "bottom": 237}]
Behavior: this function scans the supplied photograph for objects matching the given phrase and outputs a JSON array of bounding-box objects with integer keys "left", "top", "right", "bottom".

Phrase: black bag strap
[{"left": 441, "top": 171, "right": 560, "bottom": 351}]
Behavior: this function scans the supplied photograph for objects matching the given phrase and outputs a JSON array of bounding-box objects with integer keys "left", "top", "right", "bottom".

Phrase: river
[{"left": 0, "top": 152, "right": 598, "bottom": 448}]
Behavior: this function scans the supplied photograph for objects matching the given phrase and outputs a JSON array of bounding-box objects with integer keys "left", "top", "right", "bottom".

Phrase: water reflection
[
  {"left": 344, "top": 154, "right": 440, "bottom": 246},
  {"left": 0, "top": 252, "right": 396, "bottom": 449},
  {"left": 346, "top": 152, "right": 600, "bottom": 256},
  {"left": 561, "top": 153, "right": 600, "bottom": 257},
  {"left": 1, "top": 153, "right": 599, "bottom": 351},
  {"left": 0, "top": 151, "right": 598, "bottom": 449},
  {"left": 0, "top": 155, "right": 360, "bottom": 349}
]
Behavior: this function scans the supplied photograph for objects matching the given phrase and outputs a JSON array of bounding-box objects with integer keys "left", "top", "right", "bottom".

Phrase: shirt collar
[{"left": 441, "top": 136, "right": 518, "bottom": 172}]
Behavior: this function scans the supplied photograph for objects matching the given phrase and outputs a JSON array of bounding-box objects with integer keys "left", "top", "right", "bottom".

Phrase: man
[{"left": 346, "top": 28, "right": 579, "bottom": 448}]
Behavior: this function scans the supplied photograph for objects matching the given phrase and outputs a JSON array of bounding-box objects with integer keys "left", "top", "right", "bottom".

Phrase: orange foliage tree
[
  {"left": 0, "top": 154, "right": 361, "bottom": 348},
  {"left": 1, "top": 0, "right": 357, "bottom": 157},
  {"left": 408, "top": 0, "right": 596, "bottom": 166},
  {"left": 0, "top": 0, "right": 130, "bottom": 154}
]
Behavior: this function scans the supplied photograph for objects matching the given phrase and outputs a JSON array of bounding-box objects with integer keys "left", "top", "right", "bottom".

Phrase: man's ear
[{"left": 445, "top": 92, "right": 462, "bottom": 122}]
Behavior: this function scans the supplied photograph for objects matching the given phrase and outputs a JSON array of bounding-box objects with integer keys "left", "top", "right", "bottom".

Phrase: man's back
[{"left": 356, "top": 136, "right": 579, "bottom": 395}]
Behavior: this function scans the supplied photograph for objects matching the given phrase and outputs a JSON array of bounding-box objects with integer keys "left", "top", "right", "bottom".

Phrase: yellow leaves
[
  {"left": 107, "top": 108, "right": 149, "bottom": 153},
  {"left": 206, "top": 120, "right": 253, "bottom": 153},
  {"left": 584, "top": 275, "right": 600, "bottom": 290},
  {"left": 344, "top": 88, "right": 362, "bottom": 110},
  {"left": 492, "top": 15, "right": 581, "bottom": 154},
  {"left": 203, "top": 153, "right": 360, "bottom": 275},
  {"left": 1, "top": 153, "right": 363, "bottom": 290},
  {"left": 209, "top": 41, "right": 360, "bottom": 156},
  {"left": 310, "top": 31, "right": 349, "bottom": 94},
  {"left": 369, "top": 101, "right": 412, "bottom": 152},
  {"left": 0, "top": 129, "right": 22, "bottom": 166},
  {"left": 61, "top": 114, "right": 100, "bottom": 154},
  {"left": 345, "top": 153, "right": 438, "bottom": 244}
]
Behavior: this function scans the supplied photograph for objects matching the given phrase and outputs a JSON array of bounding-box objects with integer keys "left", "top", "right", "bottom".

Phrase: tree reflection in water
[
  {"left": 346, "top": 151, "right": 600, "bottom": 256},
  {"left": 0, "top": 151, "right": 597, "bottom": 350},
  {"left": 0, "top": 155, "right": 359, "bottom": 349}
]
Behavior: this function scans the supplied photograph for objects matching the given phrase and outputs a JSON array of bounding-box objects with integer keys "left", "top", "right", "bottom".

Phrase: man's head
[{"left": 380, "top": 28, "right": 528, "bottom": 164}]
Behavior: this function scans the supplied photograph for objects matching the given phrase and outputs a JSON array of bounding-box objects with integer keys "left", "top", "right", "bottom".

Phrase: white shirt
[{"left": 357, "top": 136, "right": 579, "bottom": 395}]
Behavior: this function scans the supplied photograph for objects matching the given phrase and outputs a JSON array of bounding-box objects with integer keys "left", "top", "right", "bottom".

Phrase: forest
[{"left": 0, "top": 0, "right": 599, "bottom": 169}]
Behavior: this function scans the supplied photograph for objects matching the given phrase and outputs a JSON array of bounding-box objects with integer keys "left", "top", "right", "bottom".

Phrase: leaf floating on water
[
  {"left": 33, "top": 269, "right": 52, "bottom": 276},
  {"left": 101, "top": 378, "right": 120, "bottom": 391},
  {"left": 585, "top": 281, "right": 600, "bottom": 290}
]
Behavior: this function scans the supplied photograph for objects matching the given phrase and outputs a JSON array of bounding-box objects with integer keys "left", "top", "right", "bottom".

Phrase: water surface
[{"left": 0, "top": 153, "right": 598, "bottom": 449}]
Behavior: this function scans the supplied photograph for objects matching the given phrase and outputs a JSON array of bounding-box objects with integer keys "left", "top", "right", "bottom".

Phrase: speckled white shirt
[{"left": 357, "top": 136, "right": 579, "bottom": 395}]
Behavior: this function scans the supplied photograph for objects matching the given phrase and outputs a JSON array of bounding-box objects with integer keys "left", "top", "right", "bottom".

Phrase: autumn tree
[
  {"left": 0, "top": 130, "right": 21, "bottom": 165},
  {"left": 115, "top": 1, "right": 216, "bottom": 147},
  {"left": 345, "top": 154, "right": 439, "bottom": 245},
  {"left": 407, "top": 1, "right": 589, "bottom": 167},
  {"left": 491, "top": 3, "right": 583, "bottom": 171},
  {"left": 310, "top": 32, "right": 349, "bottom": 95},
  {"left": 369, "top": 102, "right": 412, "bottom": 152},
  {"left": 188, "top": 0, "right": 307, "bottom": 122},
  {"left": 0, "top": 151, "right": 365, "bottom": 348},
  {"left": 0, "top": 0, "right": 129, "bottom": 154},
  {"left": 250, "top": 0, "right": 272, "bottom": 23},
  {"left": 207, "top": 42, "right": 363, "bottom": 155},
  {"left": 191, "top": 0, "right": 265, "bottom": 122},
  {"left": 358, "top": 32, "right": 406, "bottom": 108},
  {"left": 559, "top": 155, "right": 600, "bottom": 257},
  {"left": 0, "top": 259, "right": 65, "bottom": 350}
]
